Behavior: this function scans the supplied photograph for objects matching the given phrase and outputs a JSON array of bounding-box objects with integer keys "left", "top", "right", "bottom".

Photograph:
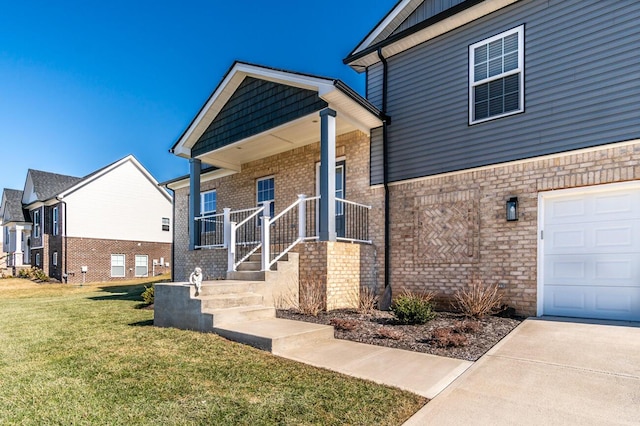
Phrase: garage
[{"left": 540, "top": 182, "right": 640, "bottom": 321}]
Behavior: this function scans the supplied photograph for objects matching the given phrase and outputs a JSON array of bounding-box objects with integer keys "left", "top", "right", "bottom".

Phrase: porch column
[
  {"left": 15, "top": 225, "right": 23, "bottom": 266},
  {"left": 189, "top": 158, "right": 201, "bottom": 251},
  {"left": 319, "top": 108, "right": 337, "bottom": 242}
]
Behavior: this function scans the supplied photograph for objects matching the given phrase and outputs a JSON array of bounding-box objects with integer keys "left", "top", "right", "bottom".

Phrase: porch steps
[{"left": 213, "top": 318, "right": 335, "bottom": 355}]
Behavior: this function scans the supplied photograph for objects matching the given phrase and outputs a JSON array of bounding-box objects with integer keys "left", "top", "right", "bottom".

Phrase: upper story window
[
  {"left": 469, "top": 25, "right": 524, "bottom": 125},
  {"left": 257, "top": 176, "right": 275, "bottom": 218},
  {"left": 162, "top": 217, "right": 170, "bottom": 232},
  {"left": 33, "top": 209, "right": 41, "bottom": 238},
  {"left": 201, "top": 190, "right": 217, "bottom": 215},
  {"left": 52, "top": 207, "right": 59, "bottom": 236}
]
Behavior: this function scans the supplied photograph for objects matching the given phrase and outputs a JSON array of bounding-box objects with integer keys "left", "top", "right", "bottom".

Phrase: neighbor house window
[
  {"left": 162, "top": 217, "right": 170, "bottom": 232},
  {"left": 33, "top": 209, "right": 41, "bottom": 238},
  {"left": 52, "top": 207, "right": 59, "bottom": 236},
  {"left": 257, "top": 176, "right": 275, "bottom": 218},
  {"left": 201, "top": 190, "right": 217, "bottom": 215},
  {"left": 469, "top": 25, "right": 524, "bottom": 124},
  {"left": 135, "top": 255, "right": 148, "bottom": 277},
  {"left": 111, "top": 254, "right": 125, "bottom": 277},
  {"left": 52, "top": 251, "right": 58, "bottom": 266}
]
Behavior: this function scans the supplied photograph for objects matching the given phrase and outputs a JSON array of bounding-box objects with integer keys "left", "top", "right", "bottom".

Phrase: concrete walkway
[
  {"left": 404, "top": 317, "right": 640, "bottom": 425},
  {"left": 278, "top": 338, "right": 472, "bottom": 399}
]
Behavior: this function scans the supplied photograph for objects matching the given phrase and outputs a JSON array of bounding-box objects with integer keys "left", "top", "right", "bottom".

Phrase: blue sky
[{"left": 0, "top": 0, "right": 393, "bottom": 191}]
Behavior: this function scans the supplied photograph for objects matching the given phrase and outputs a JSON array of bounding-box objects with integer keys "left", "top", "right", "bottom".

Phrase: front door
[{"left": 316, "top": 160, "right": 346, "bottom": 238}]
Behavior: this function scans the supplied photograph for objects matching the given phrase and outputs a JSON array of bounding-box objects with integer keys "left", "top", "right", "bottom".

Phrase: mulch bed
[{"left": 277, "top": 309, "right": 522, "bottom": 361}]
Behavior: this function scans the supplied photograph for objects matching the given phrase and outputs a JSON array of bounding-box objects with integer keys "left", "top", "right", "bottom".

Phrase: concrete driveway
[{"left": 405, "top": 317, "right": 640, "bottom": 425}]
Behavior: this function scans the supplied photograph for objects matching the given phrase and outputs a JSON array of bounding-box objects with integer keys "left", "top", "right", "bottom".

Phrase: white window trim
[
  {"left": 134, "top": 254, "right": 148, "bottom": 278},
  {"left": 469, "top": 25, "right": 525, "bottom": 125},
  {"left": 33, "top": 209, "right": 41, "bottom": 238},
  {"left": 200, "top": 189, "right": 217, "bottom": 215},
  {"left": 110, "top": 254, "right": 126, "bottom": 278},
  {"left": 256, "top": 175, "right": 275, "bottom": 218},
  {"left": 52, "top": 207, "right": 59, "bottom": 236}
]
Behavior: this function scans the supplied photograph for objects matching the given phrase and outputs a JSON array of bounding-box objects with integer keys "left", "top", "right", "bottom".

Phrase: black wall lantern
[{"left": 506, "top": 197, "right": 518, "bottom": 221}]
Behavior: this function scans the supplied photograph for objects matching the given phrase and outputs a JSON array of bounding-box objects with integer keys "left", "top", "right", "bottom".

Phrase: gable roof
[
  {"left": 345, "top": 0, "right": 520, "bottom": 70},
  {"left": 1, "top": 189, "right": 30, "bottom": 224},
  {"left": 23, "top": 170, "right": 83, "bottom": 205},
  {"left": 170, "top": 61, "right": 384, "bottom": 163}
]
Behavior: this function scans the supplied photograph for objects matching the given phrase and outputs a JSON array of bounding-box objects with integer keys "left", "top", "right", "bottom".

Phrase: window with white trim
[
  {"left": 162, "top": 217, "right": 170, "bottom": 232},
  {"left": 257, "top": 177, "right": 275, "bottom": 218},
  {"left": 33, "top": 209, "right": 41, "bottom": 238},
  {"left": 469, "top": 25, "right": 524, "bottom": 124},
  {"left": 111, "top": 254, "right": 125, "bottom": 277},
  {"left": 52, "top": 207, "right": 59, "bottom": 236},
  {"left": 135, "top": 255, "right": 148, "bottom": 277},
  {"left": 52, "top": 251, "right": 58, "bottom": 266},
  {"left": 201, "top": 190, "right": 217, "bottom": 215}
]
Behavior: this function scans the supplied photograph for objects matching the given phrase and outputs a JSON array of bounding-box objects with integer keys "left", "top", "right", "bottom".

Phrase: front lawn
[{"left": 0, "top": 278, "right": 425, "bottom": 425}]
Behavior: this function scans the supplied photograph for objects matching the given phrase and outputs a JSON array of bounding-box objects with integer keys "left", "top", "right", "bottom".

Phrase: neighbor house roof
[
  {"left": 25, "top": 169, "right": 83, "bottom": 203},
  {"left": 1, "top": 189, "right": 30, "bottom": 223}
]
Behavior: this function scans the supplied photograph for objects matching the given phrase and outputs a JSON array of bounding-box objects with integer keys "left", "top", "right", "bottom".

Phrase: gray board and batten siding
[
  {"left": 191, "top": 77, "right": 328, "bottom": 158},
  {"left": 367, "top": 0, "right": 640, "bottom": 184}
]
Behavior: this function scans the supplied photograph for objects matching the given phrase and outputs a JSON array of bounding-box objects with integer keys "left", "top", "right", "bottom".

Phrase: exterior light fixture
[{"left": 506, "top": 197, "right": 518, "bottom": 221}]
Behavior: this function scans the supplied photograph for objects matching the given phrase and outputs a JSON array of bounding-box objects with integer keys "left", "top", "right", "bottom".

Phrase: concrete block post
[{"left": 319, "top": 108, "right": 337, "bottom": 242}]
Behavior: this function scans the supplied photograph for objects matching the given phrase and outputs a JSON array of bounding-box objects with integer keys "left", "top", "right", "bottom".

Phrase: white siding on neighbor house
[{"left": 64, "top": 160, "right": 172, "bottom": 243}]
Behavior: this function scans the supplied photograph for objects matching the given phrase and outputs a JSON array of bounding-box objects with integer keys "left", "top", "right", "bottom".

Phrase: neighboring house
[
  {"left": 165, "top": 0, "right": 640, "bottom": 321},
  {"left": 2, "top": 155, "right": 173, "bottom": 283},
  {"left": 0, "top": 188, "right": 31, "bottom": 272}
]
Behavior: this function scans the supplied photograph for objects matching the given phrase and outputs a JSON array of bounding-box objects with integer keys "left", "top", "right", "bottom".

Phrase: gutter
[
  {"left": 377, "top": 48, "right": 392, "bottom": 310},
  {"left": 56, "top": 197, "right": 68, "bottom": 283}
]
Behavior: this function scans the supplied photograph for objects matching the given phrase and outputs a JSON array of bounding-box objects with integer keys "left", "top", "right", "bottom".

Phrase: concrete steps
[{"left": 214, "top": 318, "right": 335, "bottom": 355}]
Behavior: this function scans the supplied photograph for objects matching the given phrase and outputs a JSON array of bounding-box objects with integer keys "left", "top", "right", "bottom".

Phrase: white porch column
[
  {"left": 189, "top": 158, "right": 201, "bottom": 251},
  {"left": 14, "top": 225, "right": 24, "bottom": 266},
  {"left": 319, "top": 108, "right": 337, "bottom": 242}
]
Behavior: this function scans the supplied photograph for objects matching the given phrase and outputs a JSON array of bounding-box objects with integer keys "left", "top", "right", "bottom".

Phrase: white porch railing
[{"left": 193, "top": 194, "right": 371, "bottom": 272}]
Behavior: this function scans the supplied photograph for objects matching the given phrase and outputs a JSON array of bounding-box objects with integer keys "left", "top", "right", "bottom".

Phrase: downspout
[
  {"left": 56, "top": 197, "right": 68, "bottom": 283},
  {"left": 377, "top": 47, "right": 392, "bottom": 310},
  {"left": 167, "top": 187, "right": 176, "bottom": 282}
]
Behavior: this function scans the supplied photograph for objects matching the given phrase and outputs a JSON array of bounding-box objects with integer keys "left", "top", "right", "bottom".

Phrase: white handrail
[{"left": 336, "top": 197, "right": 372, "bottom": 209}]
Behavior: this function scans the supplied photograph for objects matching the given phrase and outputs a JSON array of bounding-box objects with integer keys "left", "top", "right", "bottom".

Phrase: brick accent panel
[
  {"left": 173, "top": 130, "right": 385, "bottom": 290},
  {"left": 389, "top": 140, "right": 640, "bottom": 316},
  {"left": 62, "top": 237, "right": 171, "bottom": 284}
]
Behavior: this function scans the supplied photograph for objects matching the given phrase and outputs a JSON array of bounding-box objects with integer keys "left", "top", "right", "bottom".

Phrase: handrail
[{"left": 336, "top": 197, "right": 372, "bottom": 209}]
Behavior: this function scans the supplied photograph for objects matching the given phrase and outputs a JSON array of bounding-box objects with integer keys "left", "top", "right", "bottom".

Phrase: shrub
[
  {"left": 17, "top": 267, "right": 49, "bottom": 282},
  {"left": 329, "top": 318, "right": 359, "bottom": 331},
  {"left": 298, "top": 280, "right": 325, "bottom": 316},
  {"left": 358, "top": 286, "right": 378, "bottom": 314},
  {"left": 454, "top": 280, "right": 503, "bottom": 318},
  {"left": 430, "top": 327, "right": 468, "bottom": 348},
  {"left": 141, "top": 285, "right": 155, "bottom": 305},
  {"left": 453, "top": 320, "right": 482, "bottom": 334},
  {"left": 391, "top": 290, "right": 436, "bottom": 324}
]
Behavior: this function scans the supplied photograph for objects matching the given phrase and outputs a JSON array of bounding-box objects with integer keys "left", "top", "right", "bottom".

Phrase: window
[
  {"left": 111, "top": 254, "right": 125, "bottom": 277},
  {"left": 469, "top": 25, "right": 524, "bottom": 124},
  {"left": 52, "top": 207, "right": 59, "bottom": 236},
  {"left": 135, "top": 255, "right": 148, "bottom": 277},
  {"left": 201, "top": 190, "right": 217, "bottom": 215},
  {"left": 52, "top": 251, "right": 58, "bottom": 266},
  {"left": 33, "top": 209, "right": 41, "bottom": 238},
  {"left": 162, "top": 217, "right": 170, "bottom": 232},
  {"left": 35, "top": 253, "right": 40, "bottom": 267},
  {"left": 257, "top": 177, "right": 275, "bottom": 218}
]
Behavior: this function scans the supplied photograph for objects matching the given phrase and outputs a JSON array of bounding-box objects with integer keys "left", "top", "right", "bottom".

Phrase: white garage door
[{"left": 542, "top": 184, "right": 640, "bottom": 321}]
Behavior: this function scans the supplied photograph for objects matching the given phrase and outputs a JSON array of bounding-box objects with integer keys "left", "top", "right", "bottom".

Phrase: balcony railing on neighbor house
[{"left": 193, "top": 194, "right": 371, "bottom": 272}]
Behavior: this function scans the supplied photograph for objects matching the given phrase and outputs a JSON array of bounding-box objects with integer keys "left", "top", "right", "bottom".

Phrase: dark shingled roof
[
  {"left": 28, "top": 169, "right": 83, "bottom": 202},
  {"left": 2, "top": 188, "right": 30, "bottom": 223}
]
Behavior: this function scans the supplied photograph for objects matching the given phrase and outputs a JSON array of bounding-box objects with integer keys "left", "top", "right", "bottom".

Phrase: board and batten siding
[
  {"left": 64, "top": 160, "right": 172, "bottom": 243},
  {"left": 392, "top": 0, "right": 467, "bottom": 36},
  {"left": 380, "top": 0, "right": 640, "bottom": 183}
]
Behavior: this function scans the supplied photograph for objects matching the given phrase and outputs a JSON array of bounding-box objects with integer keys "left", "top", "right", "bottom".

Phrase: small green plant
[
  {"left": 454, "top": 279, "right": 503, "bottom": 318},
  {"left": 141, "top": 285, "right": 154, "bottom": 305},
  {"left": 391, "top": 290, "right": 436, "bottom": 324}
]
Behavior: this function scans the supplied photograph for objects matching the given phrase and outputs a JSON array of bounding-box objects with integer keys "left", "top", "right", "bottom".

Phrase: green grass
[{"left": 0, "top": 278, "right": 425, "bottom": 425}]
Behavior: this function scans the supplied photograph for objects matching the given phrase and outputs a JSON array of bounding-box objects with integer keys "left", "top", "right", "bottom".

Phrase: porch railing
[
  {"left": 192, "top": 194, "right": 370, "bottom": 272},
  {"left": 336, "top": 198, "right": 371, "bottom": 244}
]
